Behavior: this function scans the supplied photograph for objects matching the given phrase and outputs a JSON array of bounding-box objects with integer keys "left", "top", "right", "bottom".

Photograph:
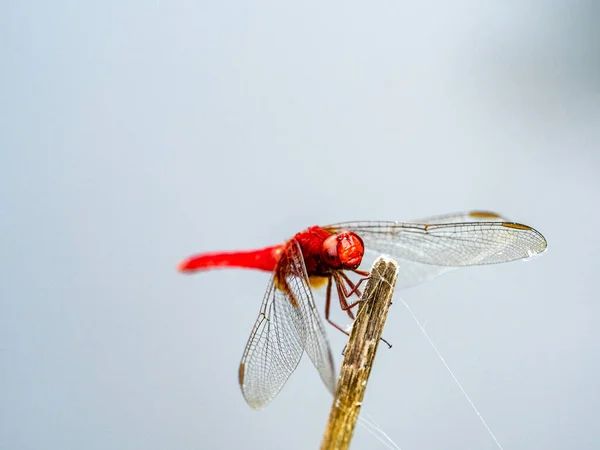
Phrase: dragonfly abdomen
[{"left": 178, "top": 245, "right": 283, "bottom": 273}]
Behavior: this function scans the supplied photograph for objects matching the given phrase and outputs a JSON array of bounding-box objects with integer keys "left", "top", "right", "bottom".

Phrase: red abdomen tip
[
  {"left": 177, "top": 258, "right": 195, "bottom": 272},
  {"left": 177, "top": 255, "right": 212, "bottom": 272}
]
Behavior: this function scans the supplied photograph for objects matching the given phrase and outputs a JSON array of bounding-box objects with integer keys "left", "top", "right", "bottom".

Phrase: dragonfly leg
[
  {"left": 337, "top": 272, "right": 366, "bottom": 312},
  {"left": 352, "top": 269, "right": 370, "bottom": 294},
  {"left": 334, "top": 272, "right": 393, "bottom": 349},
  {"left": 338, "top": 270, "right": 370, "bottom": 298},
  {"left": 341, "top": 272, "right": 367, "bottom": 298},
  {"left": 324, "top": 276, "right": 351, "bottom": 337}
]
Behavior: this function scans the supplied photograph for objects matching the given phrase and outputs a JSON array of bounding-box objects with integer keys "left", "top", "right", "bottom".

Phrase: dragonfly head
[{"left": 321, "top": 231, "right": 364, "bottom": 270}]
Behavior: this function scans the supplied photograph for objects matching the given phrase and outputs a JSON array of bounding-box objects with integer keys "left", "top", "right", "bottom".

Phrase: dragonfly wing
[
  {"left": 378, "top": 210, "right": 508, "bottom": 288},
  {"left": 327, "top": 215, "right": 546, "bottom": 290},
  {"left": 410, "top": 210, "right": 508, "bottom": 224},
  {"left": 238, "top": 241, "right": 336, "bottom": 409},
  {"left": 285, "top": 241, "right": 336, "bottom": 396}
]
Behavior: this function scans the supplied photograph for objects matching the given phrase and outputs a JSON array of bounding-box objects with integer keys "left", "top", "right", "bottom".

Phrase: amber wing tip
[
  {"left": 469, "top": 210, "right": 503, "bottom": 219},
  {"left": 501, "top": 222, "right": 532, "bottom": 231}
]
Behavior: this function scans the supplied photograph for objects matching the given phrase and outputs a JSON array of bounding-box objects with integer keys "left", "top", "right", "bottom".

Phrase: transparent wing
[
  {"left": 381, "top": 210, "right": 508, "bottom": 288},
  {"left": 327, "top": 211, "right": 547, "bottom": 290},
  {"left": 238, "top": 241, "right": 336, "bottom": 409}
]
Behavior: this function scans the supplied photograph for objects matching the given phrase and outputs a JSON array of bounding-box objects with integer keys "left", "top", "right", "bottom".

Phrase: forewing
[
  {"left": 327, "top": 212, "right": 546, "bottom": 289},
  {"left": 376, "top": 210, "right": 507, "bottom": 288},
  {"left": 285, "top": 241, "right": 336, "bottom": 396},
  {"left": 238, "top": 241, "right": 336, "bottom": 409}
]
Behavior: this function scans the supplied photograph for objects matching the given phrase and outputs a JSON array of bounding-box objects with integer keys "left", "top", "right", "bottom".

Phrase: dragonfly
[{"left": 178, "top": 211, "right": 547, "bottom": 410}]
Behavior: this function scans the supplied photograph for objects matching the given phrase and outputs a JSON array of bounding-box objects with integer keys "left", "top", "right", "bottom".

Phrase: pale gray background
[{"left": 2, "top": 1, "right": 599, "bottom": 449}]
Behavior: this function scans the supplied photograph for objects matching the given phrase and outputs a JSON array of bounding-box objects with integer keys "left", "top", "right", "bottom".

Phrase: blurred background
[{"left": 2, "top": 1, "right": 599, "bottom": 449}]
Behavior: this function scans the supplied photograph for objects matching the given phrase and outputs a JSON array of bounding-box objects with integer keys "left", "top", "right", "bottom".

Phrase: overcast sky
[{"left": 2, "top": 1, "right": 599, "bottom": 449}]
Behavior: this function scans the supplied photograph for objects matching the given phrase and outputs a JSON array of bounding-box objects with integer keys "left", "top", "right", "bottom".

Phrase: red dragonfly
[{"left": 178, "top": 211, "right": 546, "bottom": 409}]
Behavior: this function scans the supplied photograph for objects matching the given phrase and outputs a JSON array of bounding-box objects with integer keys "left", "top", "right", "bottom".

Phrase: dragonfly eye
[
  {"left": 321, "top": 235, "right": 342, "bottom": 269},
  {"left": 337, "top": 232, "right": 364, "bottom": 269}
]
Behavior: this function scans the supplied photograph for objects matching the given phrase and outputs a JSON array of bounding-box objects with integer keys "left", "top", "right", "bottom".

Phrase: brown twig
[{"left": 320, "top": 256, "right": 399, "bottom": 450}]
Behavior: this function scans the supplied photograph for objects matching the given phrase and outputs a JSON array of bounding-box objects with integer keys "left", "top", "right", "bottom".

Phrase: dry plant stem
[{"left": 320, "top": 256, "right": 399, "bottom": 450}]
